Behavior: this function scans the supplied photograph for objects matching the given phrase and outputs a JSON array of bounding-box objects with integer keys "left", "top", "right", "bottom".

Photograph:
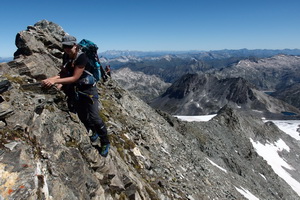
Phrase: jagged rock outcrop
[
  {"left": 9, "top": 20, "right": 63, "bottom": 81},
  {"left": 112, "top": 68, "right": 171, "bottom": 103},
  {"left": 150, "top": 73, "right": 300, "bottom": 118},
  {"left": 1, "top": 20, "right": 300, "bottom": 200}
]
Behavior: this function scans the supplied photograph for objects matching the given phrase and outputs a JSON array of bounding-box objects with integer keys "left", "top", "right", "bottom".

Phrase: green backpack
[{"left": 78, "top": 39, "right": 107, "bottom": 82}]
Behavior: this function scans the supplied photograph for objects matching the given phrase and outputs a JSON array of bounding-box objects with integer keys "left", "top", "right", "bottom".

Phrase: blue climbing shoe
[
  {"left": 100, "top": 144, "right": 110, "bottom": 157},
  {"left": 90, "top": 133, "right": 99, "bottom": 142}
]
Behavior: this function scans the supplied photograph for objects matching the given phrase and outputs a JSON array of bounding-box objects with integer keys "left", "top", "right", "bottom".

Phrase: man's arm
[{"left": 41, "top": 66, "right": 84, "bottom": 88}]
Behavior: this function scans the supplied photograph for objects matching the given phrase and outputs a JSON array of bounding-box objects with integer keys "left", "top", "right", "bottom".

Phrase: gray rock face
[
  {"left": 10, "top": 20, "right": 63, "bottom": 80},
  {"left": 271, "top": 83, "right": 300, "bottom": 110},
  {"left": 0, "top": 20, "right": 300, "bottom": 200},
  {"left": 113, "top": 67, "right": 171, "bottom": 103},
  {"left": 150, "top": 73, "right": 300, "bottom": 118}
]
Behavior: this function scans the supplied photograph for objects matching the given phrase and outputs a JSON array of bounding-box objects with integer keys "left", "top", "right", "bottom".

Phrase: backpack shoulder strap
[
  {"left": 75, "top": 50, "right": 84, "bottom": 61},
  {"left": 76, "top": 51, "right": 95, "bottom": 78}
]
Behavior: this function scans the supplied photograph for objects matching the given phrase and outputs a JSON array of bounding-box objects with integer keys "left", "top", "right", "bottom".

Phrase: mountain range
[
  {"left": 214, "top": 54, "right": 300, "bottom": 91},
  {"left": 110, "top": 51, "right": 300, "bottom": 116},
  {"left": 100, "top": 48, "right": 300, "bottom": 59},
  {"left": 0, "top": 57, "right": 13, "bottom": 63},
  {"left": 104, "top": 51, "right": 300, "bottom": 87}
]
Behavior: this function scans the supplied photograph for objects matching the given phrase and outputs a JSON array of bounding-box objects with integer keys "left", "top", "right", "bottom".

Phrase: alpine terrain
[
  {"left": 106, "top": 51, "right": 300, "bottom": 103},
  {"left": 0, "top": 20, "right": 300, "bottom": 200},
  {"left": 150, "top": 73, "right": 300, "bottom": 119}
]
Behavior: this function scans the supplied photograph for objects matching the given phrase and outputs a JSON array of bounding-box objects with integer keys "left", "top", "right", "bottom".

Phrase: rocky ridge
[
  {"left": 0, "top": 20, "right": 300, "bottom": 200},
  {"left": 150, "top": 73, "right": 300, "bottom": 118}
]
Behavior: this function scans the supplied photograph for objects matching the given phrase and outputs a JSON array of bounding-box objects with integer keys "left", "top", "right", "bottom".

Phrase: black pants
[{"left": 73, "top": 86, "right": 110, "bottom": 146}]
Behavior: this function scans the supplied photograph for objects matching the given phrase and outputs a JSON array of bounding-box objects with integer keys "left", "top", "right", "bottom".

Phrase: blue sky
[{"left": 0, "top": 0, "right": 300, "bottom": 57}]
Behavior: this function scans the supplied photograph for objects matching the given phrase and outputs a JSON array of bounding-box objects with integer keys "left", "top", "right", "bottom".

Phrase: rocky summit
[{"left": 0, "top": 20, "right": 300, "bottom": 200}]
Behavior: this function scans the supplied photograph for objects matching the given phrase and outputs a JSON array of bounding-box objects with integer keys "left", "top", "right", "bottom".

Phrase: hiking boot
[
  {"left": 100, "top": 144, "right": 110, "bottom": 157},
  {"left": 90, "top": 133, "right": 99, "bottom": 142}
]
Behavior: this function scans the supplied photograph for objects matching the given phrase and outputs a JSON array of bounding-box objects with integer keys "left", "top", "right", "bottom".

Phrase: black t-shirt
[
  {"left": 60, "top": 52, "right": 91, "bottom": 79},
  {"left": 60, "top": 51, "right": 95, "bottom": 94}
]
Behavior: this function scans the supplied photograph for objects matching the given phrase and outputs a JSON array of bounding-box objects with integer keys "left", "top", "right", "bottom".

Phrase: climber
[
  {"left": 41, "top": 35, "right": 110, "bottom": 157},
  {"left": 105, "top": 65, "right": 111, "bottom": 77}
]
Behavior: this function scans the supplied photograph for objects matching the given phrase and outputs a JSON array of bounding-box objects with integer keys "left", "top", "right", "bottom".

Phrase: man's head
[
  {"left": 62, "top": 35, "right": 77, "bottom": 46},
  {"left": 62, "top": 35, "right": 77, "bottom": 56}
]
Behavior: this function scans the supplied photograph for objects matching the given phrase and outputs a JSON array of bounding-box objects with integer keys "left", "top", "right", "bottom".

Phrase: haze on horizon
[{"left": 1, "top": 0, "right": 300, "bottom": 57}]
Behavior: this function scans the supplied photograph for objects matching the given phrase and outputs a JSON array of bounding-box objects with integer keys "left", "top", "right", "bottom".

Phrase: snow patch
[
  {"left": 259, "top": 173, "right": 267, "bottom": 180},
  {"left": 235, "top": 186, "right": 259, "bottom": 200},
  {"left": 250, "top": 139, "right": 300, "bottom": 196},
  {"left": 175, "top": 114, "right": 216, "bottom": 122},
  {"left": 207, "top": 158, "right": 227, "bottom": 173},
  {"left": 265, "top": 120, "right": 300, "bottom": 141}
]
